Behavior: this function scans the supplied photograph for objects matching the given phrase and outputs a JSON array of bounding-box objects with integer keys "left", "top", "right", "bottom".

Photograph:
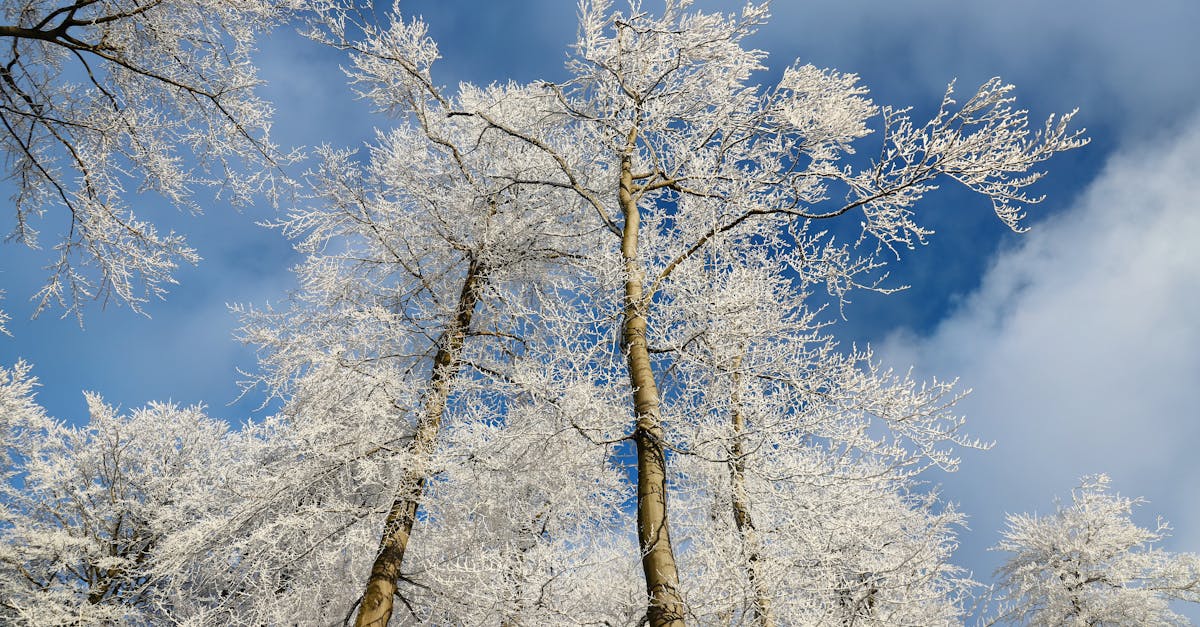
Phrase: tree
[
  {"left": 0, "top": 0, "right": 298, "bottom": 318},
  {"left": 303, "top": 1, "right": 1085, "bottom": 624},
  {"left": 659, "top": 258, "right": 978, "bottom": 625},
  {"left": 0, "top": 361, "right": 52, "bottom": 625},
  {"left": 0, "top": 378, "right": 237, "bottom": 625},
  {"left": 231, "top": 68, "right": 608, "bottom": 623},
  {"left": 990, "top": 474, "right": 1200, "bottom": 626}
]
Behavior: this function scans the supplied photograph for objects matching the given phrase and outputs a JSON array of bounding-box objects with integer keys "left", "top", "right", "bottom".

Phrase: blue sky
[{"left": 2, "top": 0, "right": 1198, "bottom": 613}]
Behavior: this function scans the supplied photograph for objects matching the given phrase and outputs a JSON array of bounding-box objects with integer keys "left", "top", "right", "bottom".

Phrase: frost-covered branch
[{"left": 1, "top": 0, "right": 301, "bottom": 319}]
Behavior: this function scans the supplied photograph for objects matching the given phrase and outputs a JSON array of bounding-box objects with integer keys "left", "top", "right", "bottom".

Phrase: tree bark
[
  {"left": 619, "top": 127, "right": 687, "bottom": 627},
  {"left": 727, "top": 354, "right": 774, "bottom": 627},
  {"left": 355, "top": 261, "right": 484, "bottom": 627}
]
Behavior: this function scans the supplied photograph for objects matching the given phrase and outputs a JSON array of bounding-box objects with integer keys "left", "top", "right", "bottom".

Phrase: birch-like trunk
[
  {"left": 619, "top": 128, "right": 686, "bottom": 627},
  {"left": 355, "top": 261, "right": 484, "bottom": 627},
  {"left": 727, "top": 354, "right": 774, "bottom": 627}
]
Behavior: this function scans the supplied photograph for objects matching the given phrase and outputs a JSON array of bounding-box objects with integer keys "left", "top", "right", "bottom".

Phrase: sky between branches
[{"left": 0, "top": 0, "right": 1197, "bottom": 615}]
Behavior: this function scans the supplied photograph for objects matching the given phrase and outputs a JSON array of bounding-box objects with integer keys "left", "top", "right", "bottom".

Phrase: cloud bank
[{"left": 880, "top": 111, "right": 1200, "bottom": 584}]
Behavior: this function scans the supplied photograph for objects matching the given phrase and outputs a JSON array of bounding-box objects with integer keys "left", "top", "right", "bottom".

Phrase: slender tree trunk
[
  {"left": 618, "top": 127, "right": 686, "bottom": 627},
  {"left": 727, "top": 354, "right": 774, "bottom": 627},
  {"left": 355, "top": 261, "right": 484, "bottom": 627},
  {"left": 500, "top": 513, "right": 543, "bottom": 627}
]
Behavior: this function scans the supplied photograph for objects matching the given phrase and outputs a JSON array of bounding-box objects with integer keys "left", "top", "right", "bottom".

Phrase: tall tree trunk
[
  {"left": 727, "top": 354, "right": 774, "bottom": 627},
  {"left": 618, "top": 127, "right": 686, "bottom": 627},
  {"left": 500, "top": 512, "right": 543, "bottom": 627},
  {"left": 355, "top": 261, "right": 484, "bottom": 627}
]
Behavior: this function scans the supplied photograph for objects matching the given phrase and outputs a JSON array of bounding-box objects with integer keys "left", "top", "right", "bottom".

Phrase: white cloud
[{"left": 880, "top": 111, "right": 1200, "bottom": 584}]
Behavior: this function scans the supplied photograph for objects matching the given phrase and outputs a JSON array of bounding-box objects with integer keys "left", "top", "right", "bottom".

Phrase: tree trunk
[
  {"left": 618, "top": 128, "right": 686, "bottom": 627},
  {"left": 355, "top": 261, "right": 484, "bottom": 627},
  {"left": 727, "top": 355, "right": 774, "bottom": 627},
  {"left": 499, "top": 513, "right": 543, "bottom": 627}
]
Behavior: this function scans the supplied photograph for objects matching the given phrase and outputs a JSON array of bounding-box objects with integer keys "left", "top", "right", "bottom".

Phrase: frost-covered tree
[
  {"left": 305, "top": 0, "right": 1084, "bottom": 624},
  {"left": 0, "top": 378, "right": 237, "bottom": 625},
  {"left": 660, "top": 257, "right": 977, "bottom": 625},
  {"left": 989, "top": 474, "right": 1200, "bottom": 626},
  {"left": 0, "top": 361, "right": 50, "bottom": 625},
  {"left": 0, "top": 0, "right": 299, "bottom": 317},
  {"left": 231, "top": 48, "right": 613, "bottom": 622}
]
